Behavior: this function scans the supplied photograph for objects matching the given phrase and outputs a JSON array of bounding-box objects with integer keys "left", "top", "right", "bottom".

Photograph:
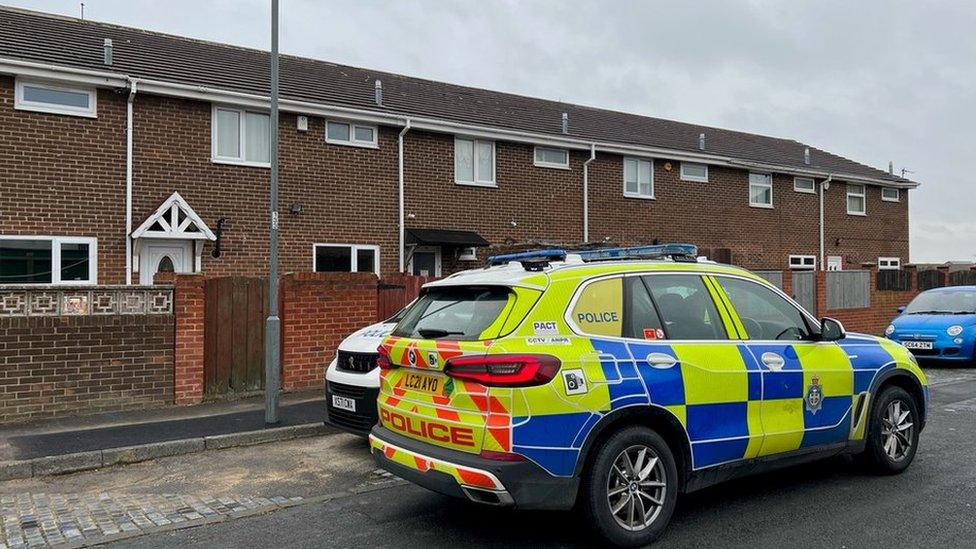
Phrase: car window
[
  {"left": 392, "top": 286, "right": 512, "bottom": 340},
  {"left": 571, "top": 277, "right": 624, "bottom": 336},
  {"left": 715, "top": 276, "right": 812, "bottom": 340},
  {"left": 624, "top": 277, "right": 665, "bottom": 340},
  {"left": 904, "top": 290, "right": 976, "bottom": 314},
  {"left": 643, "top": 275, "right": 726, "bottom": 340}
]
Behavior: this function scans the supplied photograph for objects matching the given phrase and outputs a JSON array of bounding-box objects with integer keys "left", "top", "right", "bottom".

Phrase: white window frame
[
  {"left": 408, "top": 246, "right": 443, "bottom": 277},
  {"left": 749, "top": 172, "right": 774, "bottom": 208},
  {"left": 679, "top": 162, "right": 709, "bottom": 183},
  {"left": 454, "top": 137, "right": 496, "bottom": 187},
  {"left": 793, "top": 177, "right": 816, "bottom": 194},
  {"left": 533, "top": 146, "right": 570, "bottom": 169},
  {"left": 623, "top": 157, "right": 654, "bottom": 199},
  {"left": 788, "top": 255, "right": 816, "bottom": 270},
  {"left": 881, "top": 187, "right": 900, "bottom": 202},
  {"left": 0, "top": 235, "right": 98, "bottom": 285},
  {"left": 211, "top": 104, "right": 271, "bottom": 168},
  {"left": 878, "top": 257, "right": 901, "bottom": 270},
  {"left": 15, "top": 79, "right": 97, "bottom": 118},
  {"left": 311, "top": 243, "right": 380, "bottom": 276},
  {"left": 325, "top": 119, "right": 379, "bottom": 148},
  {"left": 827, "top": 256, "right": 843, "bottom": 271},
  {"left": 847, "top": 183, "right": 867, "bottom": 215}
]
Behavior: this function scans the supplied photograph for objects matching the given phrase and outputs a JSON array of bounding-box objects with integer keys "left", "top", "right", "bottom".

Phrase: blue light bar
[
  {"left": 486, "top": 249, "right": 566, "bottom": 266},
  {"left": 575, "top": 243, "right": 698, "bottom": 261}
]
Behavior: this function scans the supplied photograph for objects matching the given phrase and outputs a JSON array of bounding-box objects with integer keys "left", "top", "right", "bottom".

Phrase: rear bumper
[{"left": 370, "top": 425, "right": 578, "bottom": 511}]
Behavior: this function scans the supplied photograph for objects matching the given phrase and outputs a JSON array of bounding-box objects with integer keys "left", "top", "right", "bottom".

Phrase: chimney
[
  {"left": 889, "top": 161, "right": 894, "bottom": 175},
  {"left": 561, "top": 112, "right": 569, "bottom": 134},
  {"left": 374, "top": 79, "right": 383, "bottom": 106},
  {"left": 803, "top": 147, "right": 811, "bottom": 165},
  {"left": 103, "top": 38, "right": 113, "bottom": 66},
  {"left": 698, "top": 133, "right": 706, "bottom": 151}
]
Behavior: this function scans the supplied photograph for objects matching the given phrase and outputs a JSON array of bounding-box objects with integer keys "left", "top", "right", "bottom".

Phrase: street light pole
[{"left": 265, "top": 0, "right": 281, "bottom": 425}]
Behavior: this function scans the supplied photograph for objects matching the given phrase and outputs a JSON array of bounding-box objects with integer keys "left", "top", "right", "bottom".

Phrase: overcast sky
[{"left": 11, "top": 0, "right": 976, "bottom": 263}]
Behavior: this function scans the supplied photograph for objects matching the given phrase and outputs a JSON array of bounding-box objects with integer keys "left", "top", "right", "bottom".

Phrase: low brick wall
[{"left": 0, "top": 286, "right": 175, "bottom": 423}]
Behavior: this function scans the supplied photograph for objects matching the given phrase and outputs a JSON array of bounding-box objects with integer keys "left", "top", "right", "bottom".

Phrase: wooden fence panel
[
  {"left": 877, "top": 270, "right": 911, "bottom": 291},
  {"left": 918, "top": 270, "right": 946, "bottom": 291},
  {"left": 948, "top": 270, "right": 976, "bottom": 287},
  {"left": 754, "top": 271, "right": 784, "bottom": 289},
  {"left": 204, "top": 277, "right": 266, "bottom": 396},
  {"left": 826, "top": 270, "right": 870, "bottom": 310},
  {"left": 792, "top": 271, "right": 816, "bottom": 314}
]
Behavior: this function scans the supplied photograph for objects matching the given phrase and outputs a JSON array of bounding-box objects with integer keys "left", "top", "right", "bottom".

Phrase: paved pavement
[
  {"left": 0, "top": 392, "right": 325, "bottom": 461},
  {"left": 1, "top": 366, "right": 974, "bottom": 548}
]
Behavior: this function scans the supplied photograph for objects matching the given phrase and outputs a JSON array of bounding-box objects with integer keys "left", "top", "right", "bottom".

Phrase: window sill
[
  {"left": 325, "top": 139, "right": 379, "bottom": 149},
  {"left": 881, "top": 198, "right": 901, "bottom": 203},
  {"left": 750, "top": 203, "right": 774, "bottom": 209},
  {"left": 623, "top": 193, "right": 655, "bottom": 200},
  {"left": 793, "top": 188, "right": 816, "bottom": 194},
  {"left": 15, "top": 104, "right": 98, "bottom": 118},
  {"left": 533, "top": 162, "right": 571, "bottom": 170},
  {"left": 847, "top": 211, "right": 867, "bottom": 217},
  {"left": 455, "top": 181, "right": 498, "bottom": 188},
  {"left": 680, "top": 177, "right": 708, "bottom": 183},
  {"left": 212, "top": 158, "right": 271, "bottom": 169}
]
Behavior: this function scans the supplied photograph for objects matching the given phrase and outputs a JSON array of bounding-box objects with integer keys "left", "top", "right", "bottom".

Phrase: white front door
[{"left": 140, "top": 241, "right": 193, "bottom": 284}]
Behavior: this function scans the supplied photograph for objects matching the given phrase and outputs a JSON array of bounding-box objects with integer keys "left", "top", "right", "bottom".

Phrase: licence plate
[
  {"left": 332, "top": 395, "right": 356, "bottom": 412},
  {"left": 903, "top": 341, "right": 933, "bottom": 350},
  {"left": 401, "top": 371, "right": 444, "bottom": 396}
]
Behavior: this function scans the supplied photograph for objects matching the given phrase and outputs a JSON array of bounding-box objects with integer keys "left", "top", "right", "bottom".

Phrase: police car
[
  {"left": 324, "top": 309, "right": 405, "bottom": 436},
  {"left": 369, "top": 244, "right": 928, "bottom": 547}
]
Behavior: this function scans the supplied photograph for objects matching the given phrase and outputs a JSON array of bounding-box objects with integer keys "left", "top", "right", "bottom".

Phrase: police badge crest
[{"left": 805, "top": 375, "right": 824, "bottom": 414}]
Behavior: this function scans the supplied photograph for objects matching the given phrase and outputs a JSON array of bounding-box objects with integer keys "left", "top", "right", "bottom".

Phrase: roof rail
[{"left": 486, "top": 243, "right": 699, "bottom": 267}]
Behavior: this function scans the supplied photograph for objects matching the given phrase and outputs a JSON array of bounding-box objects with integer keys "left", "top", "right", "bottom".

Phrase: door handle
[
  {"left": 761, "top": 352, "right": 785, "bottom": 371},
  {"left": 646, "top": 353, "right": 678, "bottom": 369}
]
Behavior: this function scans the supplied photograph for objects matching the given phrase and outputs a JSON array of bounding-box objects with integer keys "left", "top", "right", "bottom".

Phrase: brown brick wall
[
  {"left": 0, "top": 314, "right": 174, "bottom": 423},
  {"left": 0, "top": 75, "right": 910, "bottom": 280}
]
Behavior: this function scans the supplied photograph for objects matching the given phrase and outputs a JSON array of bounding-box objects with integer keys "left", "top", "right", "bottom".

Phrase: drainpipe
[
  {"left": 582, "top": 144, "right": 596, "bottom": 243},
  {"left": 398, "top": 118, "right": 411, "bottom": 273},
  {"left": 819, "top": 175, "right": 832, "bottom": 271},
  {"left": 125, "top": 77, "right": 138, "bottom": 285}
]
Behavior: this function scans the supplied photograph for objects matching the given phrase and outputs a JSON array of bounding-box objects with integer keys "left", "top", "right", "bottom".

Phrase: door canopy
[{"left": 132, "top": 192, "right": 216, "bottom": 241}]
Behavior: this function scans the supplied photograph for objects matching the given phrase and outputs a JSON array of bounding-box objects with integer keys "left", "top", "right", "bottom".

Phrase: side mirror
[
  {"left": 897, "top": 306, "right": 906, "bottom": 314},
  {"left": 820, "top": 317, "right": 846, "bottom": 342}
]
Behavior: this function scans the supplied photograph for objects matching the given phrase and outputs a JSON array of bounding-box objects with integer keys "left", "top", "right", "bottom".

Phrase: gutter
[
  {"left": 0, "top": 56, "right": 921, "bottom": 190},
  {"left": 582, "top": 144, "right": 596, "bottom": 243},
  {"left": 125, "top": 78, "right": 138, "bottom": 285},
  {"left": 398, "top": 118, "right": 411, "bottom": 273},
  {"left": 820, "top": 175, "right": 832, "bottom": 271}
]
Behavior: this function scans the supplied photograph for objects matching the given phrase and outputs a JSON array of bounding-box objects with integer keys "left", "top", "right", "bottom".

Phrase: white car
[{"left": 324, "top": 310, "right": 405, "bottom": 436}]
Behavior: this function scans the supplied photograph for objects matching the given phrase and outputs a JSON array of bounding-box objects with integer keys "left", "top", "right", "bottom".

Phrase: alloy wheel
[
  {"left": 606, "top": 444, "right": 667, "bottom": 531},
  {"left": 881, "top": 399, "right": 915, "bottom": 462}
]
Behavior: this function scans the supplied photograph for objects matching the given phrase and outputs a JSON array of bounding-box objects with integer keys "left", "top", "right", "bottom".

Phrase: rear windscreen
[{"left": 392, "top": 286, "right": 512, "bottom": 341}]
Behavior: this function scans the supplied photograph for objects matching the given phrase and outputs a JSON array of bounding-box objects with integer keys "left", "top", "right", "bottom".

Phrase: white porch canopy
[{"left": 131, "top": 192, "right": 216, "bottom": 278}]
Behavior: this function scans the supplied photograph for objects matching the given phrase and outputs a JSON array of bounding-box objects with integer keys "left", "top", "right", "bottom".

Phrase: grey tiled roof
[{"left": 0, "top": 6, "right": 916, "bottom": 186}]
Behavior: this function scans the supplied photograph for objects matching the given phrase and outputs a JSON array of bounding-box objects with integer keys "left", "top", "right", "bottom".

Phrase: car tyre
[
  {"left": 580, "top": 426, "right": 678, "bottom": 547},
  {"left": 861, "top": 385, "right": 920, "bottom": 475}
]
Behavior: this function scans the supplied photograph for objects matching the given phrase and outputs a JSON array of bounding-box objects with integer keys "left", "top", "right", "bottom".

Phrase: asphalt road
[{"left": 116, "top": 366, "right": 976, "bottom": 548}]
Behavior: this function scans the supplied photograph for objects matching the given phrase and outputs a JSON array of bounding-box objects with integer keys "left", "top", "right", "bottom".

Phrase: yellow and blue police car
[{"left": 369, "top": 244, "right": 927, "bottom": 547}]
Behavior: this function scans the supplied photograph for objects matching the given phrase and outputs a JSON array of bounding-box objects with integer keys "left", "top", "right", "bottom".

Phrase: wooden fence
[{"left": 826, "top": 270, "right": 870, "bottom": 310}]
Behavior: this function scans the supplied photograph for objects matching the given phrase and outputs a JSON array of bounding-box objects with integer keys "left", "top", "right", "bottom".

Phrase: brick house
[{"left": 0, "top": 7, "right": 919, "bottom": 287}]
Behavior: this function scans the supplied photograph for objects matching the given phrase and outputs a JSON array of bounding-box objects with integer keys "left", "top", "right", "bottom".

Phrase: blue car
[{"left": 887, "top": 286, "right": 976, "bottom": 362}]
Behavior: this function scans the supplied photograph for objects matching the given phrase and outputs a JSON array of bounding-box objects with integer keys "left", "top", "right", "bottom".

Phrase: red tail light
[
  {"left": 479, "top": 450, "right": 528, "bottom": 462},
  {"left": 376, "top": 345, "right": 396, "bottom": 370},
  {"left": 444, "top": 354, "right": 560, "bottom": 387}
]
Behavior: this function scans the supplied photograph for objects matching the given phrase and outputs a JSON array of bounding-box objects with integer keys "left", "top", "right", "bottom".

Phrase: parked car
[
  {"left": 886, "top": 285, "right": 976, "bottom": 363},
  {"left": 324, "top": 308, "right": 407, "bottom": 436},
  {"left": 368, "top": 244, "right": 928, "bottom": 547}
]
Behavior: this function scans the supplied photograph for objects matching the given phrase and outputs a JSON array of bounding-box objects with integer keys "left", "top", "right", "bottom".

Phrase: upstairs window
[
  {"left": 680, "top": 162, "right": 708, "bottom": 182},
  {"left": 882, "top": 187, "right": 900, "bottom": 202},
  {"left": 624, "top": 157, "right": 654, "bottom": 198},
  {"left": 326, "top": 120, "right": 378, "bottom": 148},
  {"left": 534, "top": 147, "right": 570, "bottom": 169},
  {"left": 749, "top": 173, "right": 773, "bottom": 207},
  {"left": 212, "top": 106, "right": 270, "bottom": 166},
  {"left": 847, "top": 183, "right": 866, "bottom": 215},
  {"left": 15, "top": 79, "right": 96, "bottom": 118},
  {"left": 313, "top": 244, "right": 379, "bottom": 275},
  {"left": 793, "top": 177, "right": 816, "bottom": 194},
  {"left": 0, "top": 236, "right": 97, "bottom": 285},
  {"left": 455, "top": 138, "right": 495, "bottom": 186}
]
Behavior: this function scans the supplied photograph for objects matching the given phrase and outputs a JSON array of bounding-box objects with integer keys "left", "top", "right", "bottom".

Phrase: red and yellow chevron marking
[{"left": 369, "top": 434, "right": 505, "bottom": 491}]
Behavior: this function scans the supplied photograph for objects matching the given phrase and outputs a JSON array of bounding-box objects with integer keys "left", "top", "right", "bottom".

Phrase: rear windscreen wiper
[{"left": 417, "top": 328, "right": 465, "bottom": 339}]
